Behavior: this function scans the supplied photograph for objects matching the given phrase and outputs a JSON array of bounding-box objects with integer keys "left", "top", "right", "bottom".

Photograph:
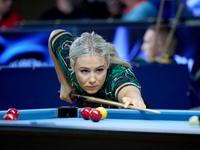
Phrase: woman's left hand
[
  {"left": 122, "top": 97, "right": 146, "bottom": 108},
  {"left": 118, "top": 86, "right": 146, "bottom": 109}
]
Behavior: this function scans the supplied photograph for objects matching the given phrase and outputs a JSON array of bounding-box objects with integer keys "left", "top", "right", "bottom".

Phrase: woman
[{"left": 49, "top": 29, "right": 146, "bottom": 108}]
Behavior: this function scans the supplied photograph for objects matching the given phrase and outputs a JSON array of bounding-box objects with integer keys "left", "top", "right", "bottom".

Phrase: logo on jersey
[{"left": 62, "top": 39, "right": 73, "bottom": 50}]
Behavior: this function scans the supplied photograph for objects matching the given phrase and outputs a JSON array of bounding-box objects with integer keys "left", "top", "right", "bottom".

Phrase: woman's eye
[
  {"left": 81, "top": 70, "right": 88, "bottom": 74},
  {"left": 96, "top": 69, "right": 104, "bottom": 73}
]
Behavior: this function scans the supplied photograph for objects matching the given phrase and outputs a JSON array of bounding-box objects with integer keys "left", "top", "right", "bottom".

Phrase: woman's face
[{"left": 71, "top": 56, "right": 109, "bottom": 94}]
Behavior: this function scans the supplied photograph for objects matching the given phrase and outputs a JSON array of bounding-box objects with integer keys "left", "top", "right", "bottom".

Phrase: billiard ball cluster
[
  {"left": 189, "top": 116, "right": 200, "bottom": 126},
  {"left": 2, "top": 108, "right": 19, "bottom": 121},
  {"left": 81, "top": 107, "right": 107, "bottom": 122}
]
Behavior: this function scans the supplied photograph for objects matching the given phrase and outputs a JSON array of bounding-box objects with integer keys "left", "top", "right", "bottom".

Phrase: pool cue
[
  {"left": 57, "top": 91, "right": 161, "bottom": 114},
  {"left": 151, "top": 0, "right": 165, "bottom": 62},
  {"left": 160, "top": 3, "right": 183, "bottom": 59}
]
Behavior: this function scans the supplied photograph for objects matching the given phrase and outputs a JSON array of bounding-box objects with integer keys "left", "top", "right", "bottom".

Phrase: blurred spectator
[
  {"left": 120, "top": 0, "right": 157, "bottom": 21},
  {"left": 140, "top": 25, "right": 177, "bottom": 63},
  {"left": 88, "top": 0, "right": 124, "bottom": 19},
  {"left": 0, "top": 0, "right": 23, "bottom": 29},
  {"left": 138, "top": 25, "right": 200, "bottom": 108},
  {"left": 39, "top": 0, "right": 89, "bottom": 20},
  {"left": 39, "top": 0, "right": 124, "bottom": 20}
]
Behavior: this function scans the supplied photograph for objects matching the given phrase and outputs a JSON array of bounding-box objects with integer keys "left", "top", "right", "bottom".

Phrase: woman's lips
[{"left": 87, "top": 86, "right": 97, "bottom": 89}]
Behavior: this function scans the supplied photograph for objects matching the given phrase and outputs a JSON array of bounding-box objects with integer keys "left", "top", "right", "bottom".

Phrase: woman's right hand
[{"left": 59, "top": 84, "right": 76, "bottom": 104}]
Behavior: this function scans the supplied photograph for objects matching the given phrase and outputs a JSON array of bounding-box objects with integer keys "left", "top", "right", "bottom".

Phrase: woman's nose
[{"left": 89, "top": 73, "right": 96, "bottom": 84}]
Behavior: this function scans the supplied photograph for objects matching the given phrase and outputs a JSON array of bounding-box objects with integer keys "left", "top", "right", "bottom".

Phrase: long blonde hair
[{"left": 69, "top": 32, "right": 132, "bottom": 69}]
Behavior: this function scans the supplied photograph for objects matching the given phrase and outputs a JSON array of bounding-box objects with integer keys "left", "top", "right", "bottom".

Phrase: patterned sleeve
[
  {"left": 50, "top": 31, "right": 76, "bottom": 76},
  {"left": 114, "top": 69, "right": 141, "bottom": 98},
  {"left": 50, "top": 31, "right": 76, "bottom": 57},
  {"left": 106, "top": 65, "right": 141, "bottom": 100}
]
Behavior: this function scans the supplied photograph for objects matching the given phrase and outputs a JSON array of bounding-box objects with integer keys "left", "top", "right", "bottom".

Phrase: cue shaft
[
  {"left": 151, "top": 0, "right": 165, "bottom": 62},
  {"left": 72, "top": 94, "right": 160, "bottom": 114},
  {"left": 57, "top": 92, "right": 160, "bottom": 114},
  {"left": 161, "top": 3, "right": 183, "bottom": 58}
]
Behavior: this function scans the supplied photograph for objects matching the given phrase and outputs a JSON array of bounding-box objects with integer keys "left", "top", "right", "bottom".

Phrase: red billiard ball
[
  {"left": 89, "top": 109, "right": 102, "bottom": 122},
  {"left": 81, "top": 107, "right": 92, "bottom": 120},
  {"left": 7, "top": 108, "right": 19, "bottom": 119},
  {"left": 3, "top": 113, "right": 17, "bottom": 121}
]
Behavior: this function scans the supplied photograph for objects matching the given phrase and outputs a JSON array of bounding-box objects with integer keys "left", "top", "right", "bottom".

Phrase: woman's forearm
[{"left": 48, "top": 30, "right": 75, "bottom": 103}]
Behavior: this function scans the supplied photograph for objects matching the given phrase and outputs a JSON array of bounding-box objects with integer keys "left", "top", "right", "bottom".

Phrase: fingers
[
  {"left": 59, "top": 85, "right": 76, "bottom": 104},
  {"left": 60, "top": 95, "right": 75, "bottom": 104},
  {"left": 123, "top": 97, "right": 131, "bottom": 108},
  {"left": 123, "top": 97, "right": 146, "bottom": 108},
  {"left": 60, "top": 91, "right": 75, "bottom": 104}
]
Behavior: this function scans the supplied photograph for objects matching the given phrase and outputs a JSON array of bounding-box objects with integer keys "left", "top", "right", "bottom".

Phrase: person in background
[
  {"left": 139, "top": 25, "right": 200, "bottom": 109},
  {"left": 39, "top": 0, "right": 124, "bottom": 20},
  {"left": 39, "top": 0, "right": 88, "bottom": 20},
  {"left": 120, "top": 0, "right": 157, "bottom": 21},
  {"left": 140, "top": 25, "right": 177, "bottom": 63},
  {"left": 88, "top": 0, "right": 124, "bottom": 19},
  {"left": 0, "top": 0, "right": 23, "bottom": 29}
]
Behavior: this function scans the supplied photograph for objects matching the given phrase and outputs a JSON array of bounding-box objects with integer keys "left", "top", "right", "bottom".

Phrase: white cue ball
[{"left": 189, "top": 116, "right": 200, "bottom": 126}]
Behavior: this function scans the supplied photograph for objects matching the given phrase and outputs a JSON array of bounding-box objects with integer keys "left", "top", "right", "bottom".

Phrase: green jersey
[{"left": 50, "top": 31, "right": 141, "bottom": 108}]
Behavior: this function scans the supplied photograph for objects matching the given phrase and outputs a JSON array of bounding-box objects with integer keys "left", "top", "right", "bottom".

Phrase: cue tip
[
  {"left": 157, "top": 111, "right": 161, "bottom": 114},
  {"left": 148, "top": 109, "right": 161, "bottom": 114},
  {"left": 128, "top": 105, "right": 161, "bottom": 114},
  {"left": 149, "top": 109, "right": 161, "bottom": 114}
]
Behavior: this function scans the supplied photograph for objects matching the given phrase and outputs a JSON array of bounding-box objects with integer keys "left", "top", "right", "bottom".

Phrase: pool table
[{"left": 0, "top": 107, "right": 200, "bottom": 150}]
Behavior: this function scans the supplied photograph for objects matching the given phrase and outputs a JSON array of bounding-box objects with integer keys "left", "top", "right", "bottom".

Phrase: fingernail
[{"left": 124, "top": 105, "right": 127, "bottom": 108}]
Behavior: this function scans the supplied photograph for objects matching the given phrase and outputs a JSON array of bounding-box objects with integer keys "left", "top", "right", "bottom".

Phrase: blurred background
[{"left": 1, "top": 0, "right": 200, "bottom": 110}]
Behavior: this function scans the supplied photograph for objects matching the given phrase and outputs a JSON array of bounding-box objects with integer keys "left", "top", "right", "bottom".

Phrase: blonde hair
[
  {"left": 108, "top": 44, "right": 132, "bottom": 69},
  {"left": 69, "top": 32, "right": 132, "bottom": 69}
]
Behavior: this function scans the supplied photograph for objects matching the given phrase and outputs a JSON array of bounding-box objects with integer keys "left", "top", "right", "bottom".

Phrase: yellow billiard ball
[{"left": 96, "top": 107, "right": 107, "bottom": 120}]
